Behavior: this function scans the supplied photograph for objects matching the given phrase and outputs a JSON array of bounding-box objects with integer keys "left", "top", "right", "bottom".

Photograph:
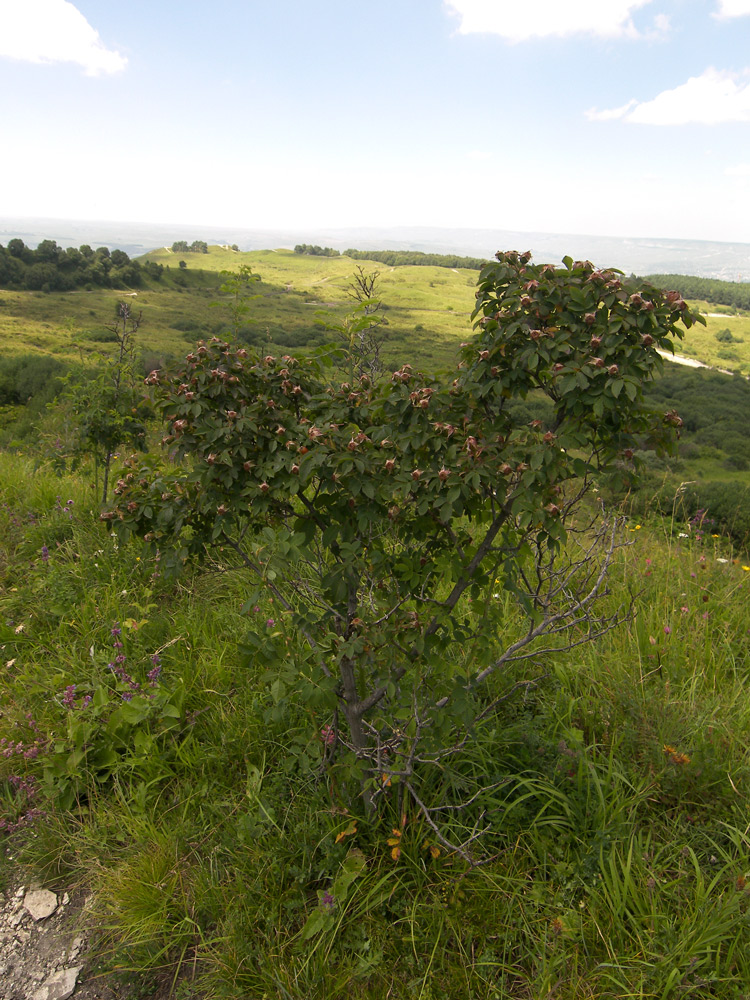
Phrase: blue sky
[{"left": 1, "top": 0, "right": 749, "bottom": 242}]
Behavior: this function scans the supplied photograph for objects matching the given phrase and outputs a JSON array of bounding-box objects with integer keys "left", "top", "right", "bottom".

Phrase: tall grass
[{"left": 1, "top": 454, "right": 750, "bottom": 998}]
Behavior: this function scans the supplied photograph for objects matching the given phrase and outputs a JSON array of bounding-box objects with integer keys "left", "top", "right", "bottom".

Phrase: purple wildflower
[
  {"left": 41, "top": 545, "right": 49, "bottom": 564},
  {"left": 321, "top": 891, "right": 335, "bottom": 910},
  {"left": 62, "top": 685, "right": 77, "bottom": 709},
  {"left": 266, "top": 618, "right": 275, "bottom": 628}
]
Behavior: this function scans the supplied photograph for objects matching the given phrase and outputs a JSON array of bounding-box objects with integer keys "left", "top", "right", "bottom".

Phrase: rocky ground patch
[{"left": 0, "top": 866, "right": 188, "bottom": 1000}]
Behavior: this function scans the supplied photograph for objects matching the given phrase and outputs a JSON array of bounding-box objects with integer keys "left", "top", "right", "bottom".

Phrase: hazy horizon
[
  {"left": 2, "top": 3, "right": 750, "bottom": 244},
  {"left": 2, "top": 215, "right": 749, "bottom": 283}
]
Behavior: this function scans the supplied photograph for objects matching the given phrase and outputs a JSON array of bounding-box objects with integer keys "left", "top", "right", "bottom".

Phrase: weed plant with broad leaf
[{"left": 57, "top": 302, "right": 151, "bottom": 503}]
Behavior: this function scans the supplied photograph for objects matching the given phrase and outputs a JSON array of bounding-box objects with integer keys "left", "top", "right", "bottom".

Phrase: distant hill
[{"left": 1, "top": 216, "right": 749, "bottom": 282}]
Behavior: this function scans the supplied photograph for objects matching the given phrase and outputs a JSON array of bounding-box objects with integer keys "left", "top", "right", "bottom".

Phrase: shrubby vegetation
[
  {"left": 171, "top": 240, "right": 209, "bottom": 254},
  {"left": 0, "top": 239, "right": 162, "bottom": 291},
  {"left": 293, "top": 244, "right": 489, "bottom": 269},
  {"left": 344, "top": 248, "right": 489, "bottom": 269},
  {"left": 644, "top": 368, "right": 750, "bottom": 463},
  {"left": 294, "top": 244, "right": 341, "bottom": 257},
  {"left": 1, "top": 248, "right": 750, "bottom": 997},
  {"left": 106, "top": 253, "right": 702, "bottom": 842},
  {"left": 0, "top": 354, "right": 66, "bottom": 407},
  {"left": 614, "top": 367, "right": 750, "bottom": 544},
  {"left": 645, "top": 273, "right": 750, "bottom": 312}
]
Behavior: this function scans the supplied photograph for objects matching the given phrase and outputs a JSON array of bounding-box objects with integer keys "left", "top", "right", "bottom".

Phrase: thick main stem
[{"left": 339, "top": 654, "right": 375, "bottom": 814}]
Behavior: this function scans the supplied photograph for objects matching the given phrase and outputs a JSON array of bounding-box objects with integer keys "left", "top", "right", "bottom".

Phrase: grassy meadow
[
  {"left": 667, "top": 301, "right": 750, "bottom": 375},
  {"left": 1, "top": 246, "right": 750, "bottom": 998},
  {"left": 1, "top": 454, "right": 749, "bottom": 998},
  {"left": 0, "top": 247, "right": 479, "bottom": 374},
  {"left": 2, "top": 245, "right": 749, "bottom": 375}
]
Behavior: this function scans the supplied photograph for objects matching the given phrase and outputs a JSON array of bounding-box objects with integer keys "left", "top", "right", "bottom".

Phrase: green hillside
[
  {"left": 2, "top": 244, "right": 750, "bottom": 376},
  {"left": 1, "top": 249, "right": 750, "bottom": 999},
  {"left": 141, "top": 245, "right": 480, "bottom": 370}
]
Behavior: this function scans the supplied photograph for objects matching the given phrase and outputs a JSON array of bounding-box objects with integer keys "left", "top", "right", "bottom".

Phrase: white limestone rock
[
  {"left": 23, "top": 889, "right": 58, "bottom": 921},
  {"left": 32, "top": 965, "right": 83, "bottom": 1000}
]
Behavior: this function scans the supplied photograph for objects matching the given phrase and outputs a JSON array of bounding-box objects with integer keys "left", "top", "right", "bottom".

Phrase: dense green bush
[
  {"left": 682, "top": 480, "right": 750, "bottom": 543},
  {"left": 0, "top": 240, "right": 144, "bottom": 291},
  {"left": 0, "top": 354, "right": 66, "bottom": 405},
  {"left": 642, "top": 367, "right": 750, "bottom": 459}
]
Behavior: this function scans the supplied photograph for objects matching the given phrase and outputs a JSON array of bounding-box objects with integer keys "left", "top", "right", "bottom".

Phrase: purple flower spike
[{"left": 321, "top": 891, "right": 335, "bottom": 910}]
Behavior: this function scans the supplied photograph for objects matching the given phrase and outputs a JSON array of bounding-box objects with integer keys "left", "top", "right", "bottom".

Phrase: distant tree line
[
  {"left": 293, "top": 244, "right": 341, "bottom": 257},
  {"left": 644, "top": 274, "right": 750, "bottom": 312},
  {"left": 293, "top": 245, "right": 490, "bottom": 270},
  {"left": 343, "top": 249, "right": 490, "bottom": 270},
  {"left": 171, "top": 240, "right": 209, "bottom": 254},
  {"left": 0, "top": 239, "right": 164, "bottom": 291}
]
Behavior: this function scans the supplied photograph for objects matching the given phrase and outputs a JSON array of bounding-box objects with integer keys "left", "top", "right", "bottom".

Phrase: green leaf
[
  {"left": 299, "top": 906, "right": 333, "bottom": 942},
  {"left": 270, "top": 678, "right": 286, "bottom": 704}
]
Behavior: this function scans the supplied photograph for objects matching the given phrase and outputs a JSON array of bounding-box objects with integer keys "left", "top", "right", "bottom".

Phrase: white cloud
[
  {"left": 587, "top": 68, "right": 750, "bottom": 124},
  {"left": 714, "top": 0, "right": 750, "bottom": 18},
  {"left": 725, "top": 163, "right": 750, "bottom": 175},
  {"left": 0, "top": 0, "right": 127, "bottom": 75},
  {"left": 586, "top": 99, "right": 638, "bottom": 121},
  {"left": 444, "top": 0, "right": 654, "bottom": 41}
]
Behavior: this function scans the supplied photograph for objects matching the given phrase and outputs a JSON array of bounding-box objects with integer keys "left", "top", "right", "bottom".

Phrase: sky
[{"left": 0, "top": 0, "right": 749, "bottom": 243}]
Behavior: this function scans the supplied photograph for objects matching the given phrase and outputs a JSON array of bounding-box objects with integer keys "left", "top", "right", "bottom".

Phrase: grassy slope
[
  {"left": 5, "top": 245, "right": 748, "bottom": 375},
  {"left": 2, "top": 249, "right": 750, "bottom": 996},
  {"left": 670, "top": 300, "right": 750, "bottom": 374},
  {"left": 0, "top": 247, "right": 478, "bottom": 372},
  {"left": 144, "top": 246, "right": 479, "bottom": 370},
  {"left": 1, "top": 457, "right": 749, "bottom": 999}
]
